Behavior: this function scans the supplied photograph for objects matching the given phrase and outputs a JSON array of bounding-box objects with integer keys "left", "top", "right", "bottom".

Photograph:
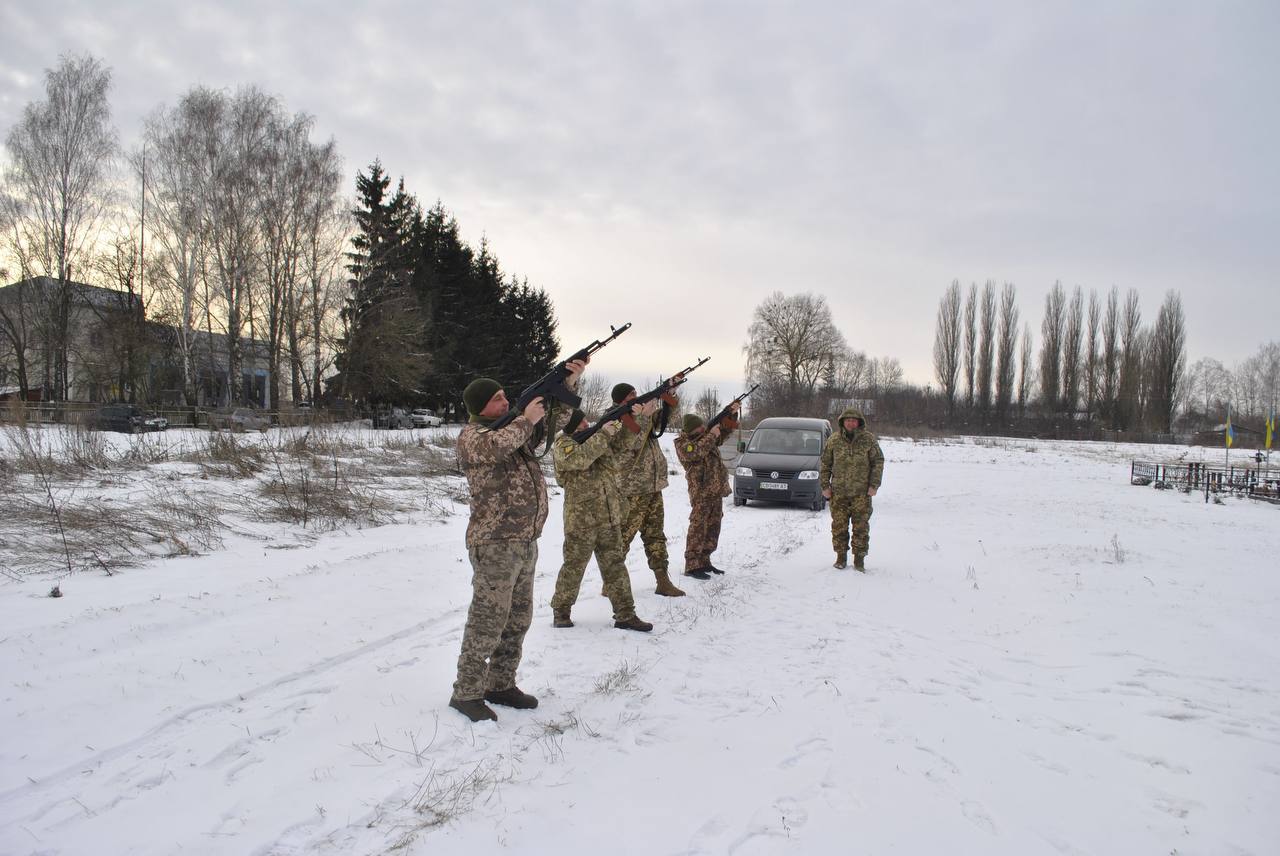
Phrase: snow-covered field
[{"left": 1, "top": 427, "right": 1277, "bottom": 855}]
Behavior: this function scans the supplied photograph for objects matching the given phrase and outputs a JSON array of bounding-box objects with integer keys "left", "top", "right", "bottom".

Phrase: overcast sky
[{"left": 2, "top": 1, "right": 1276, "bottom": 395}]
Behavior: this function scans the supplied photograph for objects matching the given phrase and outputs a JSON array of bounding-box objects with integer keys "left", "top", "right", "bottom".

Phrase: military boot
[
  {"left": 853, "top": 554, "right": 866, "bottom": 572},
  {"left": 449, "top": 697, "right": 497, "bottom": 722},
  {"left": 654, "top": 571, "right": 686, "bottom": 597},
  {"left": 684, "top": 568, "right": 711, "bottom": 580},
  {"left": 614, "top": 615, "right": 654, "bottom": 632},
  {"left": 485, "top": 686, "right": 538, "bottom": 709},
  {"left": 707, "top": 564, "right": 726, "bottom": 575},
  {"left": 552, "top": 608, "right": 574, "bottom": 628},
  {"left": 834, "top": 552, "right": 847, "bottom": 569}
]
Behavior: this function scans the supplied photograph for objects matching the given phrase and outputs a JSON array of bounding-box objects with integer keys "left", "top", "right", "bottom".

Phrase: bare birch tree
[
  {"left": 259, "top": 111, "right": 341, "bottom": 408},
  {"left": 294, "top": 150, "right": 346, "bottom": 403},
  {"left": 1, "top": 53, "right": 117, "bottom": 399},
  {"left": 193, "top": 86, "right": 275, "bottom": 406},
  {"left": 1187, "top": 357, "right": 1228, "bottom": 424},
  {"left": 138, "top": 92, "right": 213, "bottom": 403}
]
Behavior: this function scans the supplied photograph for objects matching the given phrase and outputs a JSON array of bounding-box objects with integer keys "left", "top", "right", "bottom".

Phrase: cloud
[{"left": 2, "top": 1, "right": 1277, "bottom": 381}]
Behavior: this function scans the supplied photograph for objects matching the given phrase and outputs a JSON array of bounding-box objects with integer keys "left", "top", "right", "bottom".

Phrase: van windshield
[{"left": 746, "top": 428, "right": 823, "bottom": 455}]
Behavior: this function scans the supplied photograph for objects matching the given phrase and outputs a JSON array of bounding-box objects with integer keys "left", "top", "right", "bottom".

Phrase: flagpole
[{"left": 1224, "top": 405, "right": 1231, "bottom": 494}]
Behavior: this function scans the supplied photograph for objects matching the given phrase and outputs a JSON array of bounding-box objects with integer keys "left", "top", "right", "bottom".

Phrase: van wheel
[
  {"left": 810, "top": 498, "right": 825, "bottom": 511},
  {"left": 733, "top": 497, "right": 747, "bottom": 507}
]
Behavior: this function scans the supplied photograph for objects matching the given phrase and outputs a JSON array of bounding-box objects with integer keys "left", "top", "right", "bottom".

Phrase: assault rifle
[
  {"left": 488, "top": 322, "right": 631, "bottom": 432},
  {"left": 703, "top": 383, "right": 759, "bottom": 433},
  {"left": 571, "top": 356, "right": 711, "bottom": 444}
]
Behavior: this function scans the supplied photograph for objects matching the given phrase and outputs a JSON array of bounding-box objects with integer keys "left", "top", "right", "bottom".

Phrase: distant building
[{"left": 0, "top": 277, "right": 270, "bottom": 406}]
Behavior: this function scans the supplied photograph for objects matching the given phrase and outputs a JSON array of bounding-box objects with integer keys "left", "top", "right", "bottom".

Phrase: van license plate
[{"left": 760, "top": 482, "right": 788, "bottom": 490}]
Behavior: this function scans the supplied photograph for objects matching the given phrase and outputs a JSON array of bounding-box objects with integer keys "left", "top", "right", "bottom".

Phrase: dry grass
[
  {"left": 0, "top": 484, "right": 224, "bottom": 577},
  {"left": 388, "top": 758, "right": 512, "bottom": 849},
  {"left": 257, "top": 443, "right": 400, "bottom": 530},
  {"left": 0, "top": 421, "right": 463, "bottom": 578},
  {"left": 194, "top": 432, "right": 267, "bottom": 478}
]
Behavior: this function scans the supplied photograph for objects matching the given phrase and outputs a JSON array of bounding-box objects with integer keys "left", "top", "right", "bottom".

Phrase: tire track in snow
[{"left": 0, "top": 606, "right": 461, "bottom": 822}]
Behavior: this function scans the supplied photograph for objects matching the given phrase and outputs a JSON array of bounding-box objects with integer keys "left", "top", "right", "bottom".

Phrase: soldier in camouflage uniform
[
  {"left": 608, "top": 382, "right": 686, "bottom": 598},
  {"left": 550, "top": 409, "right": 654, "bottom": 632},
  {"left": 819, "top": 406, "right": 885, "bottom": 571},
  {"left": 449, "top": 363, "right": 585, "bottom": 723},
  {"left": 674, "top": 405, "right": 738, "bottom": 579}
]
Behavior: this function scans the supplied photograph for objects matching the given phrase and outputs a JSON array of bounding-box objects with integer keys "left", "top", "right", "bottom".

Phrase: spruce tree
[{"left": 334, "top": 163, "right": 427, "bottom": 404}]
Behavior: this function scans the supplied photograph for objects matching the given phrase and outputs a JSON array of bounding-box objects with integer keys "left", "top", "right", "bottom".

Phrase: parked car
[
  {"left": 374, "top": 407, "right": 414, "bottom": 430},
  {"left": 91, "top": 404, "right": 167, "bottom": 434},
  {"left": 208, "top": 408, "right": 271, "bottom": 433},
  {"left": 732, "top": 417, "right": 832, "bottom": 510},
  {"left": 411, "top": 408, "right": 443, "bottom": 428}
]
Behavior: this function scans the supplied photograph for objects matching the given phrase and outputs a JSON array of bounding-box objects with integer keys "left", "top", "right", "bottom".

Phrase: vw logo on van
[{"left": 771, "top": 471, "right": 779, "bottom": 479}]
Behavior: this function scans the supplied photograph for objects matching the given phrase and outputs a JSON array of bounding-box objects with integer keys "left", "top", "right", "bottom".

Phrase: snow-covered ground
[{"left": 1, "top": 428, "right": 1277, "bottom": 855}]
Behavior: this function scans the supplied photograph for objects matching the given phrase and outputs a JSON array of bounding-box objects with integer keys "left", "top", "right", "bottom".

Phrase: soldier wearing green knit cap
[
  {"left": 674, "top": 403, "right": 738, "bottom": 579},
  {"left": 605, "top": 379, "right": 685, "bottom": 598},
  {"left": 547, "top": 407, "right": 654, "bottom": 632},
  {"left": 449, "top": 360, "right": 587, "bottom": 723}
]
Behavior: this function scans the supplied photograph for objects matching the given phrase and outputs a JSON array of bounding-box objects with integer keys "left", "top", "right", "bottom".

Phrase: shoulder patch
[{"left": 686, "top": 443, "right": 695, "bottom": 452}]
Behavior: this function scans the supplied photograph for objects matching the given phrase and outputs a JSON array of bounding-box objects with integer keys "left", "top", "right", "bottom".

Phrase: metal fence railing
[{"left": 1131, "top": 460, "right": 1279, "bottom": 503}]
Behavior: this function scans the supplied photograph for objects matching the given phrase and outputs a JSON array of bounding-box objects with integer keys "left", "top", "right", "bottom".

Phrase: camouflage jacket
[
  {"left": 676, "top": 428, "right": 731, "bottom": 500},
  {"left": 457, "top": 406, "right": 567, "bottom": 548},
  {"left": 609, "top": 409, "right": 671, "bottom": 496},
  {"left": 819, "top": 408, "right": 884, "bottom": 497},
  {"left": 552, "top": 427, "right": 624, "bottom": 532}
]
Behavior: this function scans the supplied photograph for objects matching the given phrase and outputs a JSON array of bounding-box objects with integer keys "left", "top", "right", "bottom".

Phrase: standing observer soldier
[
  {"left": 549, "top": 409, "right": 655, "bottom": 631},
  {"left": 449, "top": 361, "right": 586, "bottom": 723},
  {"left": 675, "top": 403, "right": 739, "bottom": 579},
  {"left": 820, "top": 407, "right": 885, "bottom": 571},
  {"left": 608, "top": 381, "right": 686, "bottom": 598}
]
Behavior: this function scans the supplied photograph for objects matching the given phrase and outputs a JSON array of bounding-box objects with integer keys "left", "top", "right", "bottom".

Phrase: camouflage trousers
[
  {"left": 620, "top": 491, "right": 669, "bottom": 575},
  {"left": 552, "top": 524, "right": 638, "bottom": 621},
  {"left": 452, "top": 541, "right": 537, "bottom": 702},
  {"left": 830, "top": 494, "right": 873, "bottom": 556},
  {"left": 684, "top": 496, "right": 724, "bottom": 571}
]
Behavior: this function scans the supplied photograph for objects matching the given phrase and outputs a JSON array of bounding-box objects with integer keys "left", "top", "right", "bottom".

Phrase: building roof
[{"left": 0, "top": 277, "right": 142, "bottom": 310}]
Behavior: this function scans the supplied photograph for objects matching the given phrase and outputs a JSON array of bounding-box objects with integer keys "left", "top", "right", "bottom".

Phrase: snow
[{"left": 1, "top": 428, "right": 1277, "bottom": 854}]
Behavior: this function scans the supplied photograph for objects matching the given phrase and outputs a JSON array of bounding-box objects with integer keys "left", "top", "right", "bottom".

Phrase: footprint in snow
[
  {"left": 961, "top": 799, "right": 997, "bottom": 834},
  {"left": 778, "top": 737, "right": 831, "bottom": 769}
]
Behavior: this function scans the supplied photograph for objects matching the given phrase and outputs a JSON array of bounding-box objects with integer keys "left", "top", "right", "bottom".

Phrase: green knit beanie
[
  {"left": 563, "top": 408, "right": 586, "bottom": 435},
  {"left": 463, "top": 377, "right": 502, "bottom": 418},
  {"left": 682, "top": 413, "right": 704, "bottom": 433},
  {"left": 611, "top": 382, "right": 635, "bottom": 404}
]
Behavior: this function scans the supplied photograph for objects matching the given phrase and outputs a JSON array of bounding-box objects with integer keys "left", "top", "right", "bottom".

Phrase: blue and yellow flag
[
  {"left": 1225, "top": 411, "right": 1235, "bottom": 448},
  {"left": 1267, "top": 412, "right": 1274, "bottom": 451}
]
